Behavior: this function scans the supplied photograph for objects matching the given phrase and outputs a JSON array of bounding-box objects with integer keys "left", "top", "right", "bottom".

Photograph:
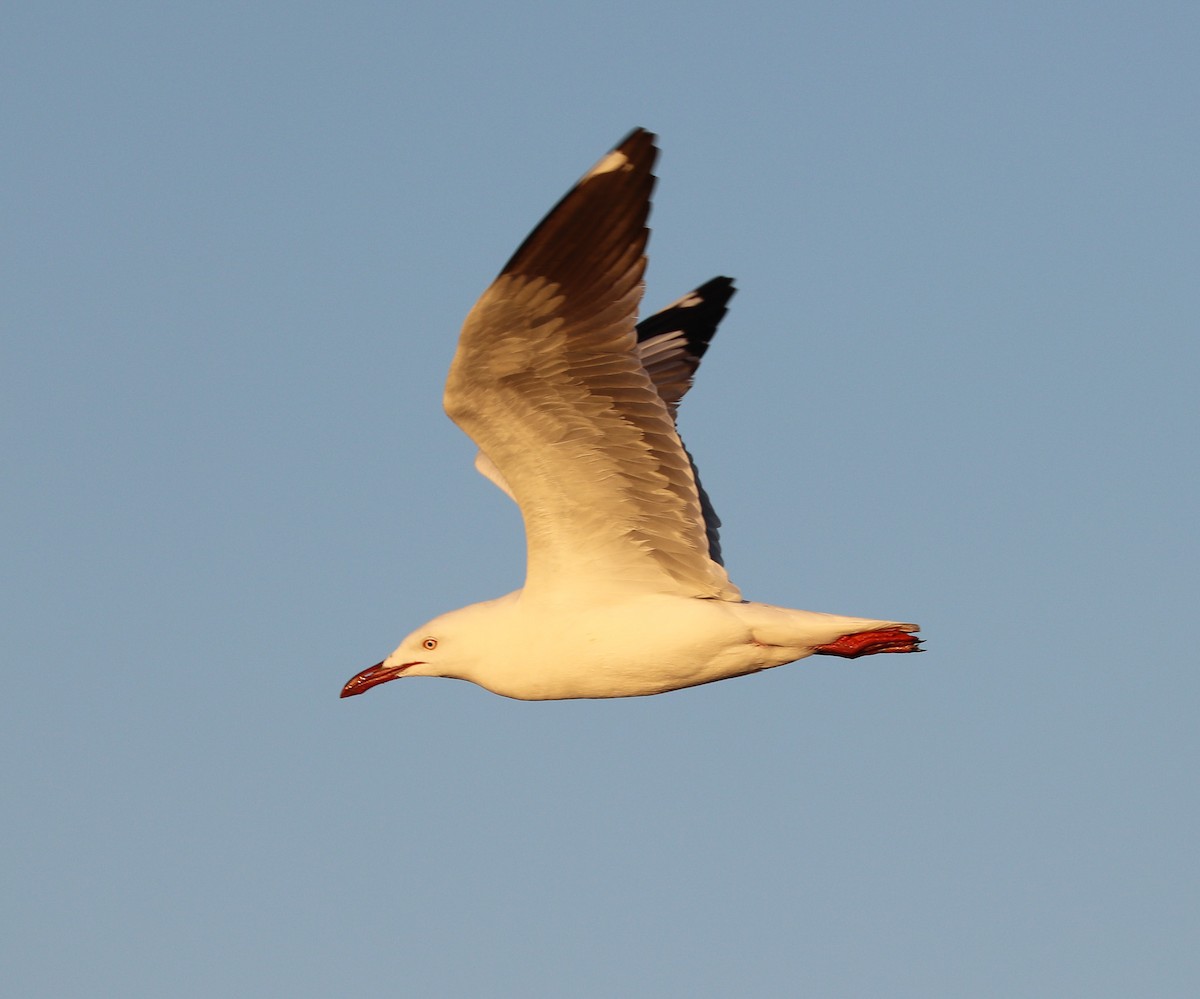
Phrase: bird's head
[{"left": 339, "top": 600, "right": 506, "bottom": 698}]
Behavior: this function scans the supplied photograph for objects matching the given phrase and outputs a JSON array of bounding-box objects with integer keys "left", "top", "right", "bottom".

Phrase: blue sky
[{"left": 4, "top": 2, "right": 1198, "bottom": 996}]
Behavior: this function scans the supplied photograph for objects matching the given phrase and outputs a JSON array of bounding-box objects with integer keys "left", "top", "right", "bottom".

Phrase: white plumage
[{"left": 341, "top": 129, "right": 920, "bottom": 702}]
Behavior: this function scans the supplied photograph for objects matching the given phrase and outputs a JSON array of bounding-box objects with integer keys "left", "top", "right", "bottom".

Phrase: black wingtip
[
  {"left": 593, "top": 127, "right": 657, "bottom": 182},
  {"left": 635, "top": 276, "right": 738, "bottom": 359},
  {"left": 497, "top": 130, "right": 658, "bottom": 294},
  {"left": 614, "top": 127, "right": 657, "bottom": 150}
]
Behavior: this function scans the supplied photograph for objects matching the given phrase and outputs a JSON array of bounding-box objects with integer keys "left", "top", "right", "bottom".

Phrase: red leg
[{"left": 813, "top": 627, "right": 922, "bottom": 658}]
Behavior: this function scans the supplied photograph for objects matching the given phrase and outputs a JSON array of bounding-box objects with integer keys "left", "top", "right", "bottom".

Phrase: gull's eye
[{"left": 422, "top": 638, "right": 438, "bottom": 651}]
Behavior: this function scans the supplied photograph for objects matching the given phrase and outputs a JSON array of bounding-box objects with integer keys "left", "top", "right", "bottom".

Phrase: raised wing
[
  {"left": 444, "top": 129, "right": 740, "bottom": 600},
  {"left": 474, "top": 276, "right": 737, "bottom": 565}
]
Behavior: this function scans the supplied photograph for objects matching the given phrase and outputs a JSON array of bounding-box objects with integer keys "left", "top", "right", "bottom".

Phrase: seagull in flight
[{"left": 341, "top": 129, "right": 920, "bottom": 701}]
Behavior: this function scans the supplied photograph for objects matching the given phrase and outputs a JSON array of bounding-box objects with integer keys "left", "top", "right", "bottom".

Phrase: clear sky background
[{"left": 5, "top": 2, "right": 1198, "bottom": 996}]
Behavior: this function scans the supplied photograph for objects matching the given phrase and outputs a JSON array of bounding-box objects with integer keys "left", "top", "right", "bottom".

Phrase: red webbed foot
[{"left": 813, "top": 627, "right": 922, "bottom": 659}]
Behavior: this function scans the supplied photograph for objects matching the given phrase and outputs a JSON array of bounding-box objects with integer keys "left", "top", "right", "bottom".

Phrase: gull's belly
[{"left": 479, "top": 595, "right": 771, "bottom": 700}]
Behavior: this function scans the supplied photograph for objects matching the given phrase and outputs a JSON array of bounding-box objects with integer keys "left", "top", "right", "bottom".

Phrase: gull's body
[{"left": 342, "top": 129, "right": 920, "bottom": 702}]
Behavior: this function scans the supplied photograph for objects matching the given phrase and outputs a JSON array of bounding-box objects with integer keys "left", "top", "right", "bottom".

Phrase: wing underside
[
  {"left": 446, "top": 130, "right": 740, "bottom": 600},
  {"left": 474, "top": 275, "right": 736, "bottom": 565}
]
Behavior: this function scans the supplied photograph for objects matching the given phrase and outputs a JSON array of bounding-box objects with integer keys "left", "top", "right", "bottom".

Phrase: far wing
[
  {"left": 635, "top": 277, "right": 735, "bottom": 565},
  {"left": 635, "top": 276, "right": 735, "bottom": 416}
]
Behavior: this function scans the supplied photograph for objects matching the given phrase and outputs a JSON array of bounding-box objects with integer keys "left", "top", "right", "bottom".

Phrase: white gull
[{"left": 341, "top": 128, "right": 920, "bottom": 702}]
